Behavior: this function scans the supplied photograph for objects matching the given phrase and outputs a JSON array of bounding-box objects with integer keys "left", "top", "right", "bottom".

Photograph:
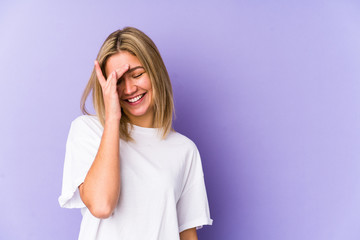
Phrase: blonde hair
[{"left": 80, "top": 27, "right": 175, "bottom": 141}]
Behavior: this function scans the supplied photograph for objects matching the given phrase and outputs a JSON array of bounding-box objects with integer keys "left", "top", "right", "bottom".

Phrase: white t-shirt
[{"left": 58, "top": 115, "right": 213, "bottom": 240}]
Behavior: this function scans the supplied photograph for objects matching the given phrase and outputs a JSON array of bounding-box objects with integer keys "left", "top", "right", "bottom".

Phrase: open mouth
[{"left": 126, "top": 92, "right": 146, "bottom": 103}]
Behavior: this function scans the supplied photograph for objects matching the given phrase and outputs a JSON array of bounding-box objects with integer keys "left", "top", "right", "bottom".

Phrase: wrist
[{"left": 104, "top": 117, "right": 121, "bottom": 127}]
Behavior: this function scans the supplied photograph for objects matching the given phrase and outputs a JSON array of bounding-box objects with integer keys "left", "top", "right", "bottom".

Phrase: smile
[{"left": 126, "top": 93, "right": 146, "bottom": 103}]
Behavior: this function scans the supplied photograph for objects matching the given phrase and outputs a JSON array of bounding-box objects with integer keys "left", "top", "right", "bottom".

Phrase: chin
[{"left": 124, "top": 106, "right": 152, "bottom": 118}]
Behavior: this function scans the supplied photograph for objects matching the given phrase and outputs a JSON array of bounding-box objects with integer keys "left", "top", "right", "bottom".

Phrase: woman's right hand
[{"left": 94, "top": 60, "right": 130, "bottom": 122}]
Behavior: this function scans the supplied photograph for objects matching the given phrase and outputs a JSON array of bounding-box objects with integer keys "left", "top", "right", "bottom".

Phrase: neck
[{"left": 127, "top": 110, "right": 155, "bottom": 128}]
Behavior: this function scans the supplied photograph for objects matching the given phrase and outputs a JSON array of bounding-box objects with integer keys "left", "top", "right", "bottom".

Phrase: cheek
[
  {"left": 144, "top": 79, "right": 153, "bottom": 102},
  {"left": 137, "top": 78, "right": 151, "bottom": 90},
  {"left": 147, "top": 87, "right": 153, "bottom": 106}
]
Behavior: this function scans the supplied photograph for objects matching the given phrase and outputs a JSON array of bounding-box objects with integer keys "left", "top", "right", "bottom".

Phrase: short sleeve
[
  {"left": 58, "top": 116, "right": 102, "bottom": 209},
  {"left": 176, "top": 145, "right": 213, "bottom": 233}
]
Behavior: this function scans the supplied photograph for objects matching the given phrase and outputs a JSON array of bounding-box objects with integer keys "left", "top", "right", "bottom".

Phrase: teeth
[{"left": 128, "top": 94, "right": 144, "bottom": 103}]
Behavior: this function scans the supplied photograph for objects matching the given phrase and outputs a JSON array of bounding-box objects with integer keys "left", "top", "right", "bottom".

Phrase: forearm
[
  {"left": 180, "top": 228, "right": 198, "bottom": 240},
  {"left": 79, "top": 119, "right": 121, "bottom": 218}
]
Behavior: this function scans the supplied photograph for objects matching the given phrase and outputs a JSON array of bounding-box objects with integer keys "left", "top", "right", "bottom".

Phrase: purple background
[{"left": 1, "top": 0, "right": 360, "bottom": 239}]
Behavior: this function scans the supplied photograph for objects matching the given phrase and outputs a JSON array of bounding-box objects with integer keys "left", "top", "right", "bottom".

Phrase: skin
[
  {"left": 105, "top": 51, "right": 154, "bottom": 128},
  {"left": 180, "top": 227, "right": 198, "bottom": 240},
  {"left": 79, "top": 50, "right": 197, "bottom": 239}
]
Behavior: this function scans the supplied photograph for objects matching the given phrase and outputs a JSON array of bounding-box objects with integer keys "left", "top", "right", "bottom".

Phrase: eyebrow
[
  {"left": 126, "top": 66, "right": 144, "bottom": 74},
  {"left": 115, "top": 66, "right": 144, "bottom": 80}
]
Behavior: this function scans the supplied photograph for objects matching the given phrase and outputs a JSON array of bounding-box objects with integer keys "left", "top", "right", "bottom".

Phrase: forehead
[{"left": 105, "top": 51, "right": 142, "bottom": 76}]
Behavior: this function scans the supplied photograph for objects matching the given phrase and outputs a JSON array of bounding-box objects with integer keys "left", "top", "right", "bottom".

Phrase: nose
[{"left": 122, "top": 77, "right": 137, "bottom": 96}]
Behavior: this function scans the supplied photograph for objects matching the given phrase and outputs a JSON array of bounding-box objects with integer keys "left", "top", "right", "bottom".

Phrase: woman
[{"left": 58, "top": 27, "right": 213, "bottom": 240}]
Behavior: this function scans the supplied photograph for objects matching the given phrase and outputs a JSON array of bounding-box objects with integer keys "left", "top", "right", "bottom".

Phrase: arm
[
  {"left": 180, "top": 228, "right": 198, "bottom": 240},
  {"left": 78, "top": 61, "right": 130, "bottom": 219},
  {"left": 78, "top": 119, "right": 120, "bottom": 218}
]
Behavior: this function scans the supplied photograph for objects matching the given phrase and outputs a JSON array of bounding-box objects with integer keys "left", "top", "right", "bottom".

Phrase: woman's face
[{"left": 105, "top": 51, "right": 154, "bottom": 127}]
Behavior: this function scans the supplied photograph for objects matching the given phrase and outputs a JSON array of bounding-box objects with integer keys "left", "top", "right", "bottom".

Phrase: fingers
[
  {"left": 108, "top": 71, "right": 117, "bottom": 88},
  {"left": 112, "top": 65, "right": 129, "bottom": 99},
  {"left": 94, "top": 60, "right": 106, "bottom": 87},
  {"left": 94, "top": 60, "right": 130, "bottom": 88},
  {"left": 115, "top": 64, "right": 130, "bottom": 80}
]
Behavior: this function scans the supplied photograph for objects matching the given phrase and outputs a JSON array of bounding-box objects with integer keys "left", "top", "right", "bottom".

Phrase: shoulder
[
  {"left": 166, "top": 130, "right": 198, "bottom": 152},
  {"left": 68, "top": 115, "right": 103, "bottom": 139},
  {"left": 71, "top": 114, "right": 101, "bottom": 127}
]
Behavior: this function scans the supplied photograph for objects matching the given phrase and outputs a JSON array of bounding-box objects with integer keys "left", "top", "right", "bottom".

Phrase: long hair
[{"left": 80, "top": 27, "right": 175, "bottom": 141}]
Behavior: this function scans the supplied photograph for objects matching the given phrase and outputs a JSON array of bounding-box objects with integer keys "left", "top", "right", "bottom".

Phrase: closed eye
[
  {"left": 116, "top": 71, "right": 145, "bottom": 84},
  {"left": 134, "top": 72, "right": 144, "bottom": 78}
]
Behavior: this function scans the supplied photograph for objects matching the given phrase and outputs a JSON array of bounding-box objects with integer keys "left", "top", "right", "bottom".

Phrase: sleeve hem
[
  {"left": 178, "top": 217, "right": 213, "bottom": 233},
  {"left": 58, "top": 177, "right": 86, "bottom": 209}
]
